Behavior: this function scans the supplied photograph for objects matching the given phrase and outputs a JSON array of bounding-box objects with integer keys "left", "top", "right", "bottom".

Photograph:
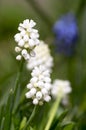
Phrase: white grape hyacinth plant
[
  {"left": 25, "top": 65, "right": 52, "bottom": 105},
  {"left": 27, "top": 41, "right": 53, "bottom": 72},
  {"left": 14, "top": 19, "right": 40, "bottom": 61},
  {"left": 51, "top": 79, "right": 72, "bottom": 100}
]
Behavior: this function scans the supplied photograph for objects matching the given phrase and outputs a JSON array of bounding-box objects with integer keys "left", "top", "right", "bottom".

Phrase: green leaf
[
  {"left": 3, "top": 89, "right": 14, "bottom": 130},
  {"left": 50, "top": 109, "right": 68, "bottom": 130},
  {"left": 12, "top": 84, "right": 21, "bottom": 114},
  {"left": 0, "top": 105, "right": 6, "bottom": 126},
  {"left": 63, "top": 122, "right": 75, "bottom": 130},
  {"left": 10, "top": 121, "right": 15, "bottom": 130},
  {"left": 32, "top": 104, "right": 49, "bottom": 130},
  {"left": 12, "top": 112, "right": 21, "bottom": 129},
  {"left": 57, "top": 109, "right": 68, "bottom": 122},
  {"left": 0, "top": 105, "right": 6, "bottom": 130},
  {"left": 23, "top": 106, "right": 37, "bottom": 130},
  {"left": 54, "top": 123, "right": 62, "bottom": 130},
  {"left": 19, "top": 117, "right": 27, "bottom": 130},
  {"left": 0, "top": 117, "right": 5, "bottom": 130},
  {"left": 28, "top": 126, "right": 34, "bottom": 130},
  {"left": 27, "top": 126, "right": 34, "bottom": 130}
]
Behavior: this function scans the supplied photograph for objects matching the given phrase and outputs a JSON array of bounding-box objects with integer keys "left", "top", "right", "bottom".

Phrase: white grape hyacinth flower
[
  {"left": 25, "top": 65, "right": 52, "bottom": 105},
  {"left": 14, "top": 19, "right": 40, "bottom": 61},
  {"left": 51, "top": 79, "right": 72, "bottom": 99},
  {"left": 27, "top": 41, "right": 53, "bottom": 72}
]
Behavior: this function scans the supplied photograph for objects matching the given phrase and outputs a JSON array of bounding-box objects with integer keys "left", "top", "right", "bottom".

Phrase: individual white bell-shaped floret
[
  {"left": 16, "top": 55, "right": 22, "bottom": 60},
  {"left": 14, "top": 33, "right": 21, "bottom": 42},
  {"left": 27, "top": 83, "right": 33, "bottom": 89},
  {"left": 30, "top": 88, "right": 37, "bottom": 96},
  {"left": 25, "top": 91, "right": 32, "bottom": 98},
  {"left": 33, "top": 98, "right": 38, "bottom": 105},
  {"left": 44, "top": 95, "right": 51, "bottom": 102},
  {"left": 36, "top": 91, "right": 42, "bottom": 100},
  {"left": 41, "top": 88, "right": 48, "bottom": 96},
  {"left": 15, "top": 46, "right": 21, "bottom": 52},
  {"left": 18, "top": 39, "right": 25, "bottom": 47}
]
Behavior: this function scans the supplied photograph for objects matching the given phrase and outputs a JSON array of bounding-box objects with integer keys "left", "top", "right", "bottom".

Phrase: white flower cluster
[
  {"left": 14, "top": 19, "right": 40, "bottom": 61},
  {"left": 25, "top": 65, "right": 51, "bottom": 105},
  {"left": 51, "top": 79, "right": 72, "bottom": 99},
  {"left": 14, "top": 19, "right": 72, "bottom": 106},
  {"left": 27, "top": 41, "right": 53, "bottom": 72}
]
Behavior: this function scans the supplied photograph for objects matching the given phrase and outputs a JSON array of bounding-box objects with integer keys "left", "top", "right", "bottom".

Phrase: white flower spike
[
  {"left": 27, "top": 41, "right": 53, "bottom": 72},
  {"left": 14, "top": 19, "right": 40, "bottom": 61},
  {"left": 25, "top": 65, "right": 52, "bottom": 105},
  {"left": 51, "top": 79, "right": 72, "bottom": 99}
]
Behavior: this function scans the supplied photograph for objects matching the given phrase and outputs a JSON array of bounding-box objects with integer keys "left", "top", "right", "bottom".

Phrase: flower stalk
[
  {"left": 12, "top": 59, "right": 24, "bottom": 114},
  {"left": 14, "top": 59, "right": 24, "bottom": 95},
  {"left": 44, "top": 93, "right": 62, "bottom": 130}
]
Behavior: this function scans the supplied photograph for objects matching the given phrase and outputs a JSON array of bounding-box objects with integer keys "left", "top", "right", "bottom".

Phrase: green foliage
[
  {"left": 62, "top": 122, "right": 75, "bottom": 130},
  {"left": 0, "top": 90, "right": 14, "bottom": 130},
  {"left": 19, "top": 117, "right": 27, "bottom": 130}
]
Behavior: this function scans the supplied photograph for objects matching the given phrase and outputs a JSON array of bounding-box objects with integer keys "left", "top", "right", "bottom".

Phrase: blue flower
[{"left": 53, "top": 13, "right": 78, "bottom": 56}]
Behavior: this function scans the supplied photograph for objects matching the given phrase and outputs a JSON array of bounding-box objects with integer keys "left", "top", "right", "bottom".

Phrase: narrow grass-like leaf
[
  {"left": 44, "top": 94, "right": 62, "bottom": 130},
  {"left": 0, "top": 105, "right": 5, "bottom": 126},
  {"left": 0, "top": 117, "right": 5, "bottom": 130},
  {"left": 63, "top": 122, "right": 75, "bottom": 130},
  {"left": 58, "top": 109, "right": 68, "bottom": 122},
  {"left": 50, "top": 109, "right": 68, "bottom": 130},
  {"left": 19, "top": 117, "right": 27, "bottom": 130},
  {"left": 28, "top": 126, "right": 34, "bottom": 130},
  {"left": 54, "top": 123, "right": 62, "bottom": 130},
  {"left": 12, "top": 112, "right": 21, "bottom": 129},
  {"left": 12, "top": 59, "right": 24, "bottom": 115},
  {"left": 23, "top": 106, "right": 37, "bottom": 130},
  {"left": 3, "top": 89, "right": 14, "bottom": 130},
  {"left": 12, "top": 84, "right": 21, "bottom": 114},
  {"left": 10, "top": 121, "right": 15, "bottom": 130}
]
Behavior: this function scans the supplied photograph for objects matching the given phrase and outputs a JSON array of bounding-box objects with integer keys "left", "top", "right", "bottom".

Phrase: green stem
[
  {"left": 23, "top": 106, "right": 37, "bottom": 130},
  {"left": 14, "top": 60, "right": 24, "bottom": 98},
  {"left": 12, "top": 59, "right": 24, "bottom": 114},
  {"left": 44, "top": 94, "right": 62, "bottom": 130}
]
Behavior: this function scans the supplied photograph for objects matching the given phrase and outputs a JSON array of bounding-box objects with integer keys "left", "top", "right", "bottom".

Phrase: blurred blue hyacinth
[{"left": 53, "top": 13, "right": 78, "bottom": 56}]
